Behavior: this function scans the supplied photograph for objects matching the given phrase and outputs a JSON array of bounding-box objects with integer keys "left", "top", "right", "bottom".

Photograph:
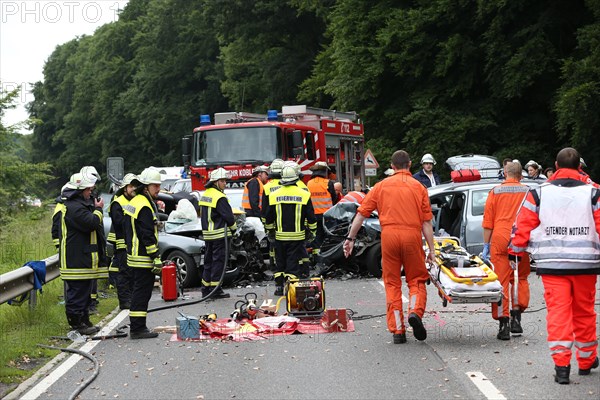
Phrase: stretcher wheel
[{"left": 442, "top": 298, "right": 448, "bottom": 307}]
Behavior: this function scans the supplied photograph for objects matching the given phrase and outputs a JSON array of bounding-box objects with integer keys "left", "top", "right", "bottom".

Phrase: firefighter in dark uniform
[
  {"left": 261, "top": 159, "right": 285, "bottom": 268},
  {"left": 242, "top": 165, "right": 269, "bottom": 217},
  {"left": 123, "top": 168, "right": 162, "bottom": 339},
  {"left": 265, "top": 163, "right": 317, "bottom": 296},
  {"left": 80, "top": 165, "right": 107, "bottom": 313},
  {"left": 52, "top": 177, "right": 79, "bottom": 251},
  {"left": 107, "top": 173, "right": 138, "bottom": 310},
  {"left": 307, "top": 161, "right": 338, "bottom": 265},
  {"left": 59, "top": 172, "right": 104, "bottom": 335},
  {"left": 198, "top": 167, "right": 237, "bottom": 298}
]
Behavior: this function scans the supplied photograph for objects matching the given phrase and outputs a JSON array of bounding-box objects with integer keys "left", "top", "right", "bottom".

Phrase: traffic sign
[
  {"left": 365, "top": 168, "right": 377, "bottom": 176},
  {"left": 364, "top": 149, "right": 379, "bottom": 168}
]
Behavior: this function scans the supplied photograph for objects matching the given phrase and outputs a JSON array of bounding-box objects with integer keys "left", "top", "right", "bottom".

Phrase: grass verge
[{"left": 0, "top": 207, "right": 118, "bottom": 392}]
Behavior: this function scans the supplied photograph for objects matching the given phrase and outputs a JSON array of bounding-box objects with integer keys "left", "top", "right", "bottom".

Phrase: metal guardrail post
[{"left": 0, "top": 254, "right": 59, "bottom": 306}]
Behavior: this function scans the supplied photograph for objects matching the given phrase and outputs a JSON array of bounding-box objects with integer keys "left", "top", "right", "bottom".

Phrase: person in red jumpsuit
[
  {"left": 344, "top": 150, "right": 435, "bottom": 344},
  {"left": 482, "top": 161, "right": 531, "bottom": 340},
  {"left": 509, "top": 147, "right": 600, "bottom": 384}
]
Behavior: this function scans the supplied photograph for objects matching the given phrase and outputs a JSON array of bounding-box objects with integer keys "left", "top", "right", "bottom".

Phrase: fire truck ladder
[{"left": 282, "top": 105, "right": 358, "bottom": 122}]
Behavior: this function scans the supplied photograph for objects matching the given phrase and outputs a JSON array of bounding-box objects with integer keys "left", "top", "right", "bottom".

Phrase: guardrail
[{"left": 0, "top": 254, "right": 59, "bottom": 307}]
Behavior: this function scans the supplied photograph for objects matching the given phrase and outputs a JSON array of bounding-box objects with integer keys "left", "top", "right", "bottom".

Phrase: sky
[{"left": 0, "top": 0, "right": 129, "bottom": 133}]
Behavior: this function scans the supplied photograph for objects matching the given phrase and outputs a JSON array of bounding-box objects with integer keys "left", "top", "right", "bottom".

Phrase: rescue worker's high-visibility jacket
[
  {"left": 242, "top": 177, "right": 264, "bottom": 217},
  {"left": 52, "top": 201, "right": 66, "bottom": 250},
  {"left": 307, "top": 176, "right": 337, "bottom": 215},
  {"left": 509, "top": 168, "right": 600, "bottom": 275},
  {"left": 124, "top": 194, "right": 159, "bottom": 269},
  {"left": 265, "top": 184, "right": 317, "bottom": 241},
  {"left": 482, "top": 178, "right": 530, "bottom": 247},
  {"left": 339, "top": 191, "right": 366, "bottom": 205},
  {"left": 59, "top": 194, "right": 104, "bottom": 280},
  {"left": 108, "top": 195, "right": 130, "bottom": 272},
  {"left": 198, "top": 187, "right": 237, "bottom": 240},
  {"left": 262, "top": 178, "right": 310, "bottom": 223}
]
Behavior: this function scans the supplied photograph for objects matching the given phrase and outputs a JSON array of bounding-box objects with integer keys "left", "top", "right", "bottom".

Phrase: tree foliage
[
  {"left": 29, "top": 0, "right": 600, "bottom": 186},
  {"left": 0, "top": 86, "right": 52, "bottom": 227}
]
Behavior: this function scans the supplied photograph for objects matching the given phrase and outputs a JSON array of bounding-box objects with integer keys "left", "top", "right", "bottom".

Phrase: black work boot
[
  {"left": 510, "top": 310, "right": 523, "bottom": 334},
  {"left": 67, "top": 314, "right": 97, "bottom": 336},
  {"left": 393, "top": 333, "right": 407, "bottom": 344},
  {"left": 497, "top": 317, "right": 510, "bottom": 340},
  {"left": 408, "top": 313, "right": 427, "bottom": 341},
  {"left": 579, "top": 357, "right": 599, "bottom": 376},
  {"left": 82, "top": 313, "right": 101, "bottom": 334},
  {"left": 213, "top": 288, "right": 230, "bottom": 299},
  {"left": 130, "top": 328, "right": 159, "bottom": 339},
  {"left": 554, "top": 365, "right": 570, "bottom": 384}
]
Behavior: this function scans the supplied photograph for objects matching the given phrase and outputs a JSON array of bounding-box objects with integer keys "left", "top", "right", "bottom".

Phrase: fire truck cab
[{"left": 182, "top": 105, "right": 366, "bottom": 192}]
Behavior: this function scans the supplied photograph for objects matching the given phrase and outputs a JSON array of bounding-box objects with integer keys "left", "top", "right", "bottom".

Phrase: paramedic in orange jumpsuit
[
  {"left": 344, "top": 150, "right": 435, "bottom": 344},
  {"left": 481, "top": 161, "right": 531, "bottom": 340},
  {"left": 509, "top": 147, "right": 600, "bottom": 384}
]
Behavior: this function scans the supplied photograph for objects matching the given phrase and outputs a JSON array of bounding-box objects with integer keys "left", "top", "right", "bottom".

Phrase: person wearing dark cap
[
  {"left": 242, "top": 165, "right": 269, "bottom": 217},
  {"left": 307, "top": 161, "right": 338, "bottom": 265}
]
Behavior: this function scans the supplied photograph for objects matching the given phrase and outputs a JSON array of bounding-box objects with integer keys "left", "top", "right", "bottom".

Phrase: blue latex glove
[{"left": 480, "top": 243, "right": 491, "bottom": 262}]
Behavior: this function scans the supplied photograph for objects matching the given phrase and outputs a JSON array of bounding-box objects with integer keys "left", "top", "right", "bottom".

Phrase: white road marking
[
  {"left": 20, "top": 310, "right": 130, "bottom": 400},
  {"left": 466, "top": 371, "right": 507, "bottom": 400},
  {"left": 378, "top": 279, "right": 408, "bottom": 303}
]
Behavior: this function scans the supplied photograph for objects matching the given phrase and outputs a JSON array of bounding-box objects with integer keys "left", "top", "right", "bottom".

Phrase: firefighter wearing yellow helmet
[
  {"left": 123, "top": 168, "right": 162, "bottom": 339},
  {"left": 264, "top": 163, "right": 317, "bottom": 296},
  {"left": 242, "top": 165, "right": 269, "bottom": 217},
  {"left": 107, "top": 173, "right": 140, "bottom": 311},
  {"left": 58, "top": 171, "right": 104, "bottom": 335},
  {"left": 198, "top": 168, "right": 237, "bottom": 299}
]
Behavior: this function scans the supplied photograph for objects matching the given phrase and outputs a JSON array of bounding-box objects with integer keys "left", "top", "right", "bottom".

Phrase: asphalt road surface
[{"left": 11, "top": 273, "right": 600, "bottom": 400}]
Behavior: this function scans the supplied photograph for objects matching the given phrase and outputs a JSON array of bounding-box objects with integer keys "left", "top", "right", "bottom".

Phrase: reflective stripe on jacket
[
  {"left": 108, "top": 195, "right": 130, "bottom": 250},
  {"left": 198, "top": 187, "right": 237, "bottom": 240},
  {"left": 307, "top": 177, "right": 333, "bottom": 215},
  {"left": 509, "top": 169, "right": 600, "bottom": 275},
  {"left": 265, "top": 184, "right": 317, "bottom": 241},
  {"left": 124, "top": 194, "right": 158, "bottom": 269},
  {"left": 59, "top": 196, "right": 104, "bottom": 280}
]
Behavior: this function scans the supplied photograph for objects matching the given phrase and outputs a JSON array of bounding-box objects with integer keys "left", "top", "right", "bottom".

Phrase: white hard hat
[
  {"left": 116, "top": 173, "right": 139, "bottom": 196},
  {"left": 209, "top": 167, "right": 229, "bottom": 182},
  {"left": 80, "top": 166, "right": 101, "bottom": 182},
  {"left": 77, "top": 173, "right": 97, "bottom": 190},
  {"left": 138, "top": 168, "right": 162, "bottom": 185},
  {"left": 310, "top": 161, "right": 330, "bottom": 171},
  {"left": 269, "top": 159, "right": 285, "bottom": 174},
  {"left": 282, "top": 161, "right": 301, "bottom": 175},
  {"left": 252, "top": 165, "right": 269, "bottom": 175},
  {"left": 420, "top": 154, "right": 436, "bottom": 165},
  {"left": 384, "top": 168, "right": 394, "bottom": 176},
  {"left": 280, "top": 164, "right": 299, "bottom": 184}
]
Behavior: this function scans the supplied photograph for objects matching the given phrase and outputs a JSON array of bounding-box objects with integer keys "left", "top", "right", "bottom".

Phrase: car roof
[{"left": 428, "top": 178, "right": 541, "bottom": 196}]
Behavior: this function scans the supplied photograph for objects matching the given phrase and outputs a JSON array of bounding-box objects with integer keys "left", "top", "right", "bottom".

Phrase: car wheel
[
  {"left": 166, "top": 250, "right": 198, "bottom": 288},
  {"left": 364, "top": 243, "right": 382, "bottom": 278}
]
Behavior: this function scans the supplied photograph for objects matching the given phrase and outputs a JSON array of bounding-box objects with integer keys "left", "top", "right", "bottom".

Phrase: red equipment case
[{"left": 451, "top": 169, "right": 481, "bottom": 183}]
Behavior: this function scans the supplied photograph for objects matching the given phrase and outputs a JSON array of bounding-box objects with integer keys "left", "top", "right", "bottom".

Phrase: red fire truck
[{"left": 182, "top": 105, "right": 366, "bottom": 191}]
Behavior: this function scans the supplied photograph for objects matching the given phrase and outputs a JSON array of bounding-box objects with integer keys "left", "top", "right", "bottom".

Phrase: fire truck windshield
[{"left": 193, "top": 126, "right": 281, "bottom": 166}]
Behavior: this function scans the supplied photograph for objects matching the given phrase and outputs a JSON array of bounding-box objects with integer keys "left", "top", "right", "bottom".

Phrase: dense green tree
[{"left": 0, "top": 86, "right": 52, "bottom": 227}]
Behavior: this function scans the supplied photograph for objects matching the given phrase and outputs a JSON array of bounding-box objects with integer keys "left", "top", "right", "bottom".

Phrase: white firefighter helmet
[
  {"left": 252, "top": 165, "right": 269, "bottom": 175},
  {"left": 77, "top": 173, "right": 97, "bottom": 190},
  {"left": 209, "top": 167, "right": 229, "bottom": 182},
  {"left": 309, "top": 161, "right": 330, "bottom": 171},
  {"left": 80, "top": 166, "right": 101, "bottom": 182},
  {"left": 384, "top": 168, "right": 394, "bottom": 176},
  {"left": 282, "top": 160, "right": 301, "bottom": 175},
  {"left": 420, "top": 154, "right": 436, "bottom": 165},
  {"left": 65, "top": 173, "right": 82, "bottom": 190},
  {"left": 269, "top": 159, "right": 285, "bottom": 174},
  {"left": 280, "top": 164, "right": 299, "bottom": 184},
  {"left": 580, "top": 157, "right": 587, "bottom": 168},
  {"left": 138, "top": 168, "right": 162, "bottom": 185},
  {"left": 115, "top": 173, "right": 139, "bottom": 196}
]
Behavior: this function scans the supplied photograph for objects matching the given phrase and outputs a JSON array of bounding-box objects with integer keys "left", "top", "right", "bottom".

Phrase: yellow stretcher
[{"left": 426, "top": 237, "right": 503, "bottom": 307}]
